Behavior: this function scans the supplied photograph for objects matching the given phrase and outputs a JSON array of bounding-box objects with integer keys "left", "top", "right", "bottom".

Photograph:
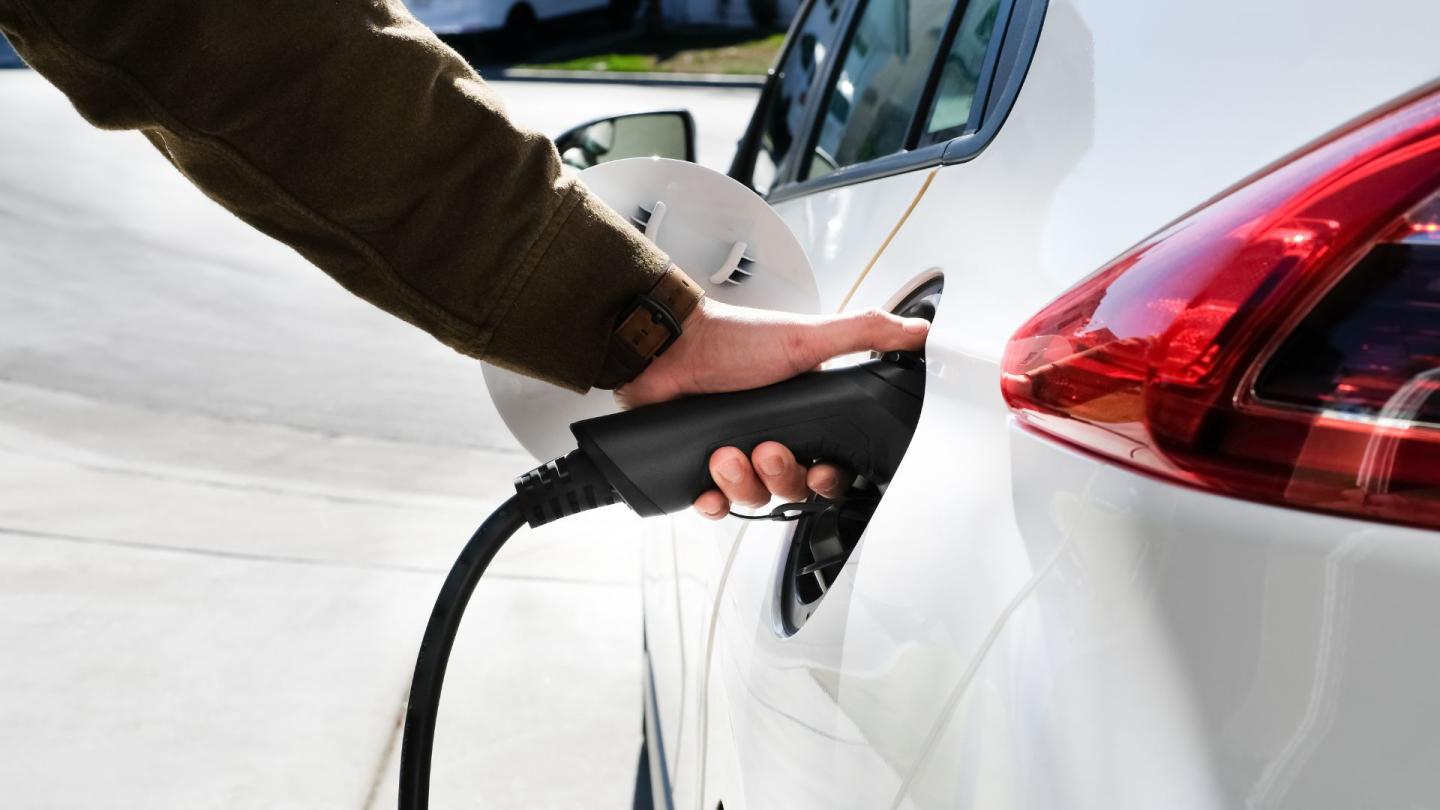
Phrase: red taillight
[{"left": 1002, "top": 90, "right": 1440, "bottom": 530}]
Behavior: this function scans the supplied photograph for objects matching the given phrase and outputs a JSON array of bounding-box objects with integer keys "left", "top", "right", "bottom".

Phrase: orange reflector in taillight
[{"left": 1002, "top": 90, "right": 1440, "bottom": 530}]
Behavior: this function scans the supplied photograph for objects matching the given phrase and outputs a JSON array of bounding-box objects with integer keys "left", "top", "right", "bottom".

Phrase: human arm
[
  {"left": 0, "top": 0, "right": 694, "bottom": 390},
  {"left": 0, "top": 0, "right": 929, "bottom": 516}
]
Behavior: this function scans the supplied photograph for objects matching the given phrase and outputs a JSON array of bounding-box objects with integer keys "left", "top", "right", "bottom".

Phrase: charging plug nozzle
[
  {"left": 568, "top": 357, "right": 924, "bottom": 517},
  {"left": 514, "top": 356, "right": 924, "bottom": 525}
]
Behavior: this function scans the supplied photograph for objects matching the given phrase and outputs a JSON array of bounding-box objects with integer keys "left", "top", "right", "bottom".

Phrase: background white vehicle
[
  {"left": 0, "top": 33, "right": 19, "bottom": 68},
  {"left": 406, "top": 0, "right": 622, "bottom": 49},
  {"left": 503, "top": 0, "right": 1440, "bottom": 807}
]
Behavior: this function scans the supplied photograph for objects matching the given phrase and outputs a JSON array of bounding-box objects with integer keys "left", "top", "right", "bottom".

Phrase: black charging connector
[
  {"left": 513, "top": 449, "right": 619, "bottom": 526},
  {"left": 397, "top": 355, "right": 925, "bottom": 809}
]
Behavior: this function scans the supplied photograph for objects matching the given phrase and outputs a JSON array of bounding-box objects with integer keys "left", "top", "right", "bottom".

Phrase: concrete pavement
[{"left": 0, "top": 71, "right": 758, "bottom": 807}]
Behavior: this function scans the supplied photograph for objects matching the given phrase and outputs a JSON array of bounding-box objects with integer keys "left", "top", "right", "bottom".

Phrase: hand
[{"left": 616, "top": 298, "right": 929, "bottom": 519}]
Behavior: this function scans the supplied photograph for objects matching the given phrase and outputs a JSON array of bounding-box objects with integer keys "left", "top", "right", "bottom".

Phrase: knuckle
[
  {"left": 753, "top": 445, "right": 791, "bottom": 477},
  {"left": 709, "top": 446, "right": 744, "bottom": 472}
]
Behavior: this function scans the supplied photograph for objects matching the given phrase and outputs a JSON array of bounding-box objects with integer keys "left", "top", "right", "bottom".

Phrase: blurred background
[{"left": 0, "top": 4, "right": 777, "bottom": 807}]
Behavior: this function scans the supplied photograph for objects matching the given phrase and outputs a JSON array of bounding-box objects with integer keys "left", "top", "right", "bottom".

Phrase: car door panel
[
  {"left": 707, "top": 517, "right": 905, "bottom": 810},
  {"left": 771, "top": 169, "right": 937, "bottom": 313},
  {"left": 691, "top": 2, "right": 990, "bottom": 804},
  {"left": 700, "top": 307, "right": 1029, "bottom": 810},
  {"left": 658, "top": 513, "right": 745, "bottom": 809},
  {"left": 640, "top": 519, "right": 685, "bottom": 787}
]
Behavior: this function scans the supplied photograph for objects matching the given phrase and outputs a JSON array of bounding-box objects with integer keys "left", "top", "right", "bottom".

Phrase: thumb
[{"left": 817, "top": 308, "right": 929, "bottom": 359}]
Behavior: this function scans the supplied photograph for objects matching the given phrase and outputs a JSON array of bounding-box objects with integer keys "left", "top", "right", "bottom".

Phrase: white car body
[
  {"left": 503, "top": 0, "right": 1440, "bottom": 807},
  {"left": 405, "top": 0, "right": 606, "bottom": 34}
]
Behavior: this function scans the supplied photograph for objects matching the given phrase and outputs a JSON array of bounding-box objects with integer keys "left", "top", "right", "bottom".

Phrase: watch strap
[{"left": 594, "top": 267, "right": 704, "bottom": 390}]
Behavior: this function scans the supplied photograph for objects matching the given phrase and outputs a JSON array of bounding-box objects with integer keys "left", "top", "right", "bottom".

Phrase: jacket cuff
[{"left": 482, "top": 178, "right": 704, "bottom": 392}]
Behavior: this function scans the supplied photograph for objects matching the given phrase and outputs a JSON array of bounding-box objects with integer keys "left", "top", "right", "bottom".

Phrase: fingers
[
  {"left": 708, "top": 446, "right": 771, "bottom": 509},
  {"left": 690, "top": 447, "right": 856, "bottom": 519},
  {"left": 692, "top": 489, "right": 729, "bottom": 520},
  {"left": 691, "top": 446, "right": 772, "bottom": 520},
  {"left": 818, "top": 308, "right": 929, "bottom": 359},
  {"left": 750, "top": 442, "right": 810, "bottom": 502},
  {"left": 807, "top": 463, "right": 850, "bottom": 500}
]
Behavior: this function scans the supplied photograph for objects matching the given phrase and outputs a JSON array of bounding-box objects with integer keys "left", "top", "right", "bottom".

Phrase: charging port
[{"left": 778, "top": 278, "right": 942, "bottom": 634}]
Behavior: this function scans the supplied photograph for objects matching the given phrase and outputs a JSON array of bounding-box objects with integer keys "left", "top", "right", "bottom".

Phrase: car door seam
[
  {"left": 693, "top": 522, "right": 749, "bottom": 810},
  {"left": 668, "top": 519, "right": 688, "bottom": 784}
]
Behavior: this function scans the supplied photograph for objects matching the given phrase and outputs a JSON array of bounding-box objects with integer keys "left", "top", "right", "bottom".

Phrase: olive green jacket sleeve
[{"left": 0, "top": 0, "right": 701, "bottom": 392}]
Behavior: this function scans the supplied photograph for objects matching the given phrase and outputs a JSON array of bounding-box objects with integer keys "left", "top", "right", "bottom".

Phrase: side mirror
[{"left": 554, "top": 110, "right": 696, "bottom": 170}]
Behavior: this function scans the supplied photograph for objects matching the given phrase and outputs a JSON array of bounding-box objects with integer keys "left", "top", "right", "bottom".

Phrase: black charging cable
[
  {"left": 398, "top": 464, "right": 878, "bottom": 808},
  {"left": 397, "top": 495, "right": 526, "bottom": 810},
  {"left": 398, "top": 451, "right": 617, "bottom": 810}
]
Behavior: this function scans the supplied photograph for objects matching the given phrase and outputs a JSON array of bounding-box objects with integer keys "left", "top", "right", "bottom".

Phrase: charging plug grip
[{"left": 571, "top": 356, "right": 925, "bottom": 517}]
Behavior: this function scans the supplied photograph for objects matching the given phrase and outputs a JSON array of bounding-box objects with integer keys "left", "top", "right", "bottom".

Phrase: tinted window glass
[
  {"left": 805, "top": 0, "right": 952, "bottom": 180},
  {"left": 924, "top": 0, "right": 1002, "bottom": 137},
  {"left": 745, "top": 0, "right": 846, "bottom": 194}
]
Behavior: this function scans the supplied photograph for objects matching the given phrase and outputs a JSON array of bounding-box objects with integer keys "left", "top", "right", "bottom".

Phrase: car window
[
  {"left": 744, "top": 0, "right": 847, "bottom": 195},
  {"left": 922, "top": 0, "right": 1002, "bottom": 139},
  {"left": 803, "top": 0, "right": 953, "bottom": 181}
]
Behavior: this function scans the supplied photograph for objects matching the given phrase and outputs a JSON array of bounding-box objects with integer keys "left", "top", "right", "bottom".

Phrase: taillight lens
[{"left": 1001, "top": 90, "right": 1440, "bottom": 530}]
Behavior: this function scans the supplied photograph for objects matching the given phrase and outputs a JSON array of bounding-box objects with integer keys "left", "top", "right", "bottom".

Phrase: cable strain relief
[{"left": 513, "top": 449, "right": 619, "bottom": 528}]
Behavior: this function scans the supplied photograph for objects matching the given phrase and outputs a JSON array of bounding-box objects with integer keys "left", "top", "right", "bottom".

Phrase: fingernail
[
  {"left": 718, "top": 458, "right": 745, "bottom": 484},
  {"left": 902, "top": 318, "right": 930, "bottom": 335},
  {"left": 758, "top": 455, "right": 785, "bottom": 477},
  {"left": 813, "top": 470, "right": 837, "bottom": 491},
  {"left": 703, "top": 505, "right": 725, "bottom": 518}
]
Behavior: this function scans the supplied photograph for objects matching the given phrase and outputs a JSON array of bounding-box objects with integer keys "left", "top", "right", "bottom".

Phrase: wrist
[
  {"left": 593, "top": 266, "right": 706, "bottom": 391},
  {"left": 668, "top": 294, "right": 711, "bottom": 349}
]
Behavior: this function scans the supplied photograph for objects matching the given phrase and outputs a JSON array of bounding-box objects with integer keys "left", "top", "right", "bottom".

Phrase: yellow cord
[{"left": 836, "top": 167, "right": 939, "bottom": 312}]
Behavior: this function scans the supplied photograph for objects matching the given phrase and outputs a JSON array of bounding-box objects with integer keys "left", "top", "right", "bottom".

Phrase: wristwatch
[{"left": 594, "top": 267, "right": 704, "bottom": 390}]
